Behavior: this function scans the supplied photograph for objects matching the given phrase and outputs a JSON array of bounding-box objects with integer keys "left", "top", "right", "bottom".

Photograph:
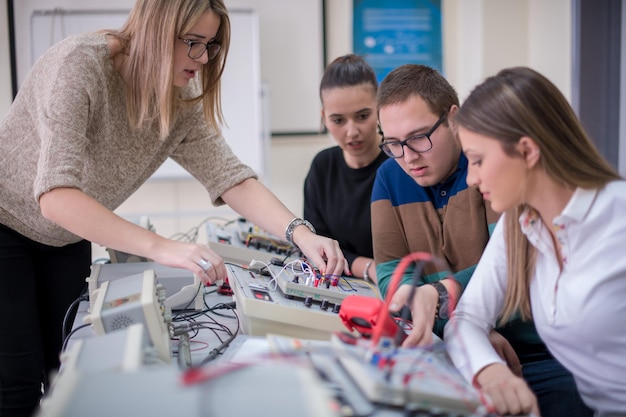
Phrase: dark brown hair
[
  {"left": 319, "top": 54, "right": 378, "bottom": 100},
  {"left": 377, "top": 64, "right": 459, "bottom": 117}
]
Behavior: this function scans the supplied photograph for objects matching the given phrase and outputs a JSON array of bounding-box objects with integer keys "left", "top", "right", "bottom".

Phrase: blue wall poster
[{"left": 353, "top": 0, "right": 442, "bottom": 83}]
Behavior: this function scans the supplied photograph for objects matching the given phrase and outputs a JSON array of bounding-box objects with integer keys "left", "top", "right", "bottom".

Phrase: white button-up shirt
[{"left": 445, "top": 182, "right": 626, "bottom": 414}]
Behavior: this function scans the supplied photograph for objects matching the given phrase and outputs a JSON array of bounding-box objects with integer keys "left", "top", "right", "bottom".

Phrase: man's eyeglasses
[
  {"left": 379, "top": 111, "right": 448, "bottom": 158},
  {"left": 179, "top": 37, "right": 221, "bottom": 60}
]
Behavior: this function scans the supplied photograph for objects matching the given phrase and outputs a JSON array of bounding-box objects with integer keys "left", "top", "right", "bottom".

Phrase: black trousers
[{"left": 0, "top": 223, "right": 90, "bottom": 417}]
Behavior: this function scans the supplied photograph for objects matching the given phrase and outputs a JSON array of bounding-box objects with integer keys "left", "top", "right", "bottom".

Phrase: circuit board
[
  {"left": 206, "top": 218, "right": 300, "bottom": 265},
  {"left": 329, "top": 335, "right": 485, "bottom": 416},
  {"left": 227, "top": 262, "right": 380, "bottom": 340}
]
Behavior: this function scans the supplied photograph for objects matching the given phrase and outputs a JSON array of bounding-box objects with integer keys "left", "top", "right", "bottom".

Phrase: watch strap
[
  {"left": 284, "top": 218, "right": 316, "bottom": 247},
  {"left": 428, "top": 280, "right": 450, "bottom": 320}
]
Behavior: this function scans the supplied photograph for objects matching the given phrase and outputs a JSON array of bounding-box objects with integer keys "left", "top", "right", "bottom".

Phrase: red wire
[{"left": 371, "top": 252, "right": 459, "bottom": 346}]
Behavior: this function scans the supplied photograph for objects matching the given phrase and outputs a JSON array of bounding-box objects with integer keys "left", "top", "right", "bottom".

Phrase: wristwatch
[
  {"left": 428, "top": 281, "right": 450, "bottom": 320},
  {"left": 284, "top": 218, "right": 316, "bottom": 247}
]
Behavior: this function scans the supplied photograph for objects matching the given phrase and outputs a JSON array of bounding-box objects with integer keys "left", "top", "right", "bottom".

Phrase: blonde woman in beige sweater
[{"left": 0, "top": 1, "right": 346, "bottom": 415}]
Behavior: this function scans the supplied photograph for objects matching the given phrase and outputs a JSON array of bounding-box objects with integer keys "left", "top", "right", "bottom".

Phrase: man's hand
[{"left": 387, "top": 284, "right": 439, "bottom": 347}]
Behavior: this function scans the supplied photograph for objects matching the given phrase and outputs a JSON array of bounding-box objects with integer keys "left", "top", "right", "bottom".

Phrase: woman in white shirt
[{"left": 445, "top": 66, "right": 626, "bottom": 417}]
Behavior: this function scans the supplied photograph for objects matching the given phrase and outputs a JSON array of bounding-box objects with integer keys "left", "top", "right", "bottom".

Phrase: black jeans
[
  {"left": 521, "top": 353, "right": 594, "bottom": 417},
  {"left": 0, "top": 223, "right": 90, "bottom": 417}
]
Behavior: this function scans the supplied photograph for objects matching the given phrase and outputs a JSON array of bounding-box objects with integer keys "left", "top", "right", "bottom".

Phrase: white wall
[
  {"left": 321, "top": 0, "right": 571, "bottom": 101},
  {"left": 619, "top": 0, "right": 626, "bottom": 177},
  {"left": 0, "top": 0, "right": 574, "bottom": 260}
]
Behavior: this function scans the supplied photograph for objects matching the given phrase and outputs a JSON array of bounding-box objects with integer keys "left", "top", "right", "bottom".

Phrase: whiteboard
[
  {"left": 225, "top": 0, "right": 325, "bottom": 134},
  {"left": 15, "top": 5, "right": 265, "bottom": 180}
]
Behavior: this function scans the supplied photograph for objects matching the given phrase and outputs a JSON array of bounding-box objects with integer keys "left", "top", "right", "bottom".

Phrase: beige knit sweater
[{"left": 0, "top": 32, "right": 256, "bottom": 246}]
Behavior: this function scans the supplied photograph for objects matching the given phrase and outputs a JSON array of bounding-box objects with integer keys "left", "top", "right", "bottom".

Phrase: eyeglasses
[
  {"left": 178, "top": 37, "right": 221, "bottom": 60},
  {"left": 379, "top": 111, "right": 448, "bottom": 158}
]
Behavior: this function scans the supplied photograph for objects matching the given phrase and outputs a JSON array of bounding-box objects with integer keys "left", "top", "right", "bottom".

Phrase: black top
[{"left": 303, "top": 146, "right": 388, "bottom": 269}]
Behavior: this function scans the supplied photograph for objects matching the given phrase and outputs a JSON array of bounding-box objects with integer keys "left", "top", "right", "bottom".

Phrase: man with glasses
[
  {"left": 370, "top": 64, "right": 591, "bottom": 417},
  {"left": 372, "top": 64, "right": 496, "bottom": 343}
]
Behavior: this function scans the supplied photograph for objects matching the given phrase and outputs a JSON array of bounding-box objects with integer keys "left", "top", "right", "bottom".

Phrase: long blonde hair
[
  {"left": 111, "top": 0, "right": 230, "bottom": 139},
  {"left": 454, "top": 67, "right": 620, "bottom": 322}
]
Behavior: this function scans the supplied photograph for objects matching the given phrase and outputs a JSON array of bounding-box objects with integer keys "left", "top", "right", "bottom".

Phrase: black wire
[
  {"left": 190, "top": 315, "right": 232, "bottom": 338},
  {"left": 61, "top": 323, "right": 90, "bottom": 352},
  {"left": 172, "top": 294, "right": 237, "bottom": 324},
  {"left": 198, "top": 327, "right": 237, "bottom": 365},
  {"left": 62, "top": 292, "right": 89, "bottom": 343},
  {"left": 193, "top": 325, "right": 229, "bottom": 344},
  {"left": 204, "top": 286, "right": 218, "bottom": 295},
  {"left": 197, "top": 305, "right": 240, "bottom": 365},
  {"left": 172, "top": 285, "right": 230, "bottom": 322},
  {"left": 171, "top": 283, "right": 203, "bottom": 320},
  {"left": 171, "top": 292, "right": 240, "bottom": 364}
]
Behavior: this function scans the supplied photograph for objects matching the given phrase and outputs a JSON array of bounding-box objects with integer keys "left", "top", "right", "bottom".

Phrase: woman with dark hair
[
  {"left": 0, "top": 1, "right": 346, "bottom": 415},
  {"left": 304, "top": 54, "right": 387, "bottom": 282},
  {"left": 446, "top": 66, "right": 625, "bottom": 416}
]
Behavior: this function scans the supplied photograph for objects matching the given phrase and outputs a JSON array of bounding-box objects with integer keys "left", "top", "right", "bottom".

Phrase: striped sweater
[{"left": 371, "top": 154, "right": 500, "bottom": 335}]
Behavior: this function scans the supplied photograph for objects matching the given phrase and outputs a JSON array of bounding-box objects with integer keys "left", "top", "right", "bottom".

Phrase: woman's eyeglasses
[{"left": 179, "top": 37, "right": 221, "bottom": 60}]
